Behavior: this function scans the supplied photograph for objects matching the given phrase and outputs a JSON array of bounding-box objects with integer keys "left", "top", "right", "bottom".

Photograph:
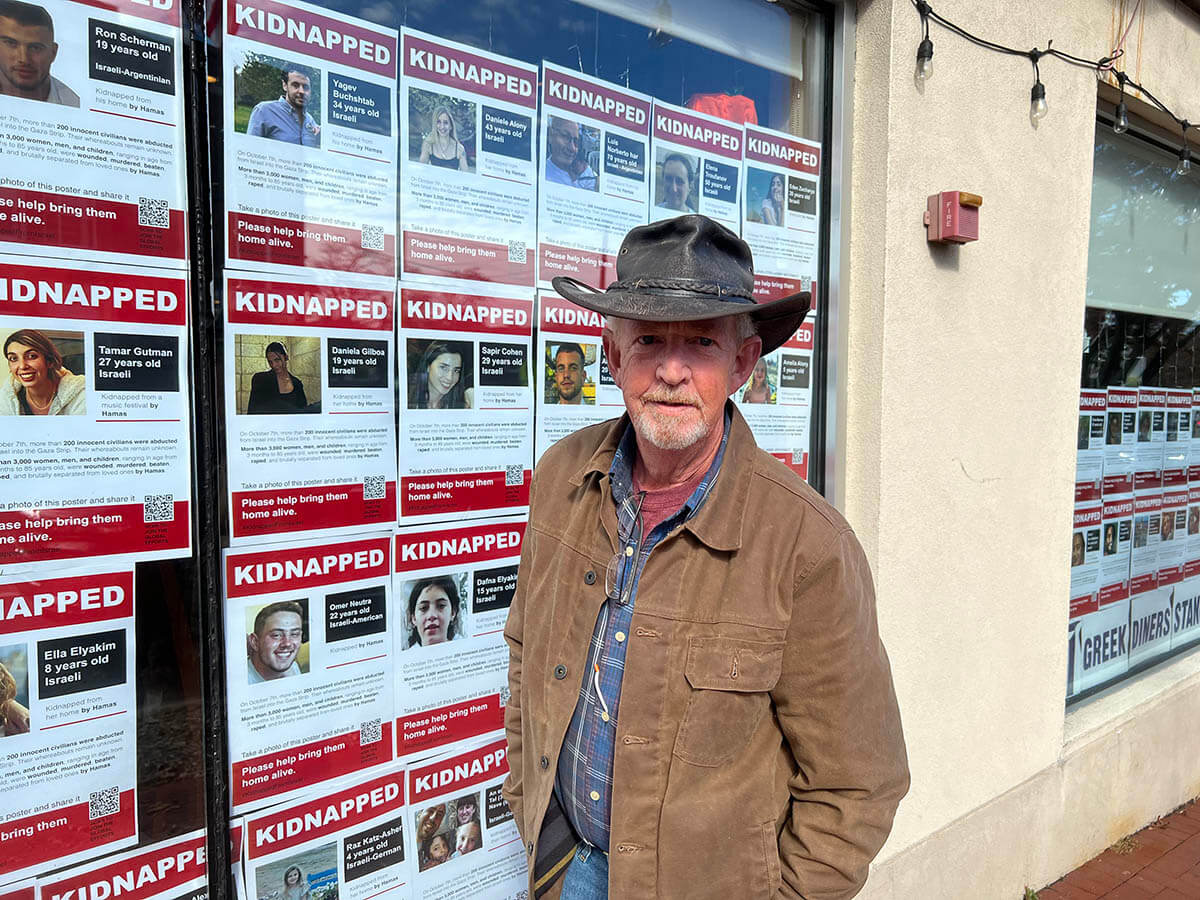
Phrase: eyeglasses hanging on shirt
[{"left": 604, "top": 490, "right": 645, "bottom": 605}]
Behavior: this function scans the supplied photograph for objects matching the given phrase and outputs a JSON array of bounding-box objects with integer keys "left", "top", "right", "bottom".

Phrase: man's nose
[{"left": 656, "top": 349, "right": 690, "bottom": 384}]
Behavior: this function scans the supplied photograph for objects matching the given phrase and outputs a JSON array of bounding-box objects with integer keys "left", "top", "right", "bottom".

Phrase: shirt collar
[{"left": 570, "top": 403, "right": 754, "bottom": 551}]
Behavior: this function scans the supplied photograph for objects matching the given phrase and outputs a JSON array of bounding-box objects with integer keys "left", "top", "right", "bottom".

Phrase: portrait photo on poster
[
  {"left": 401, "top": 571, "right": 469, "bottom": 650},
  {"left": 414, "top": 793, "right": 481, "bottom": 872},
  {"left": 254, "top": 842, "right": 338, "bottom": 900},
  {"left": 0, "top": 0, "right": 78, "bottom": 107},
  {"left": 746, "top": 167, "right": 785, "bottom": 227},
  {"left": 739, "top": 354, "right": 778, "bottom": 405},
  {"left": 543, "top": 340, "right": 596, "bottom": 405},
  {"left": 234, "top": 52, "right": 322, "bottom": 148},
  {"left": 653, "top": 148, "right": 699, "bottom": 213},
  {"left": 406, "top": 338, "right": 474, "bottom": 410},
  {"left": 0, "top": 641, "right": 30, "bottom": 736},
  {"left": 407, "top": 87, "right": 475, "bottom": 173},
  {"left": 544, "top": 114, "right": 600, "bottom": 192},
  {"left": 235, "top": 334, "right": 321, "bottom": 415},
  {"left": 2, "top": 327, "right": 86, "bottom": 416},
  {"left": 245, "top": 598, "right": 310, "bottom": 684}
]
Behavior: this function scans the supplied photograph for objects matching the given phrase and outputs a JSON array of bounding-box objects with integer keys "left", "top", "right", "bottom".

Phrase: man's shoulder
[
  {"left": 742, "top": 441, "right": 852, "bottom": 540},
  {"left": 534, "top": 418, "right": 619, "bottom": 485}
]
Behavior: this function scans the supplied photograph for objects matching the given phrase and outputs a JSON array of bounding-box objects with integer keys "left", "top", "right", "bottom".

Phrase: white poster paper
[
  {"left": 392, "top": 518, "right": 524, "bottom": 763},
  {"left": 223, "top": 271, "right": 397, "bottom": 545},
  {"left": 533, "top": 291, "right": 621, "bottom": 462},
  {"left": 536, "top": 62, "right": 651, "bottom": 290},
  {"left": 741, "top": 123, "right": 819, "bottom": 303},
  {"left": 0, "top": 0, "right": 187, "bottom": 267},
  {"left": 232, "top": 818, "right": 248, "bottom": 900},
  {"left": 223, "top": 0, "right": 398, "bottom": 277},
  {"left": 1134, "top": 387, "right": 1166, "bottom": 491},
  {"left": 0, "top": 256, "right": 190, "bottom": 570},
  {"left": 406, "top": 738, "right": 524, "bottom": 897},
  {"left": 1075, "top": 389, "right": 1106, "bottom": 505},
  {"left": 243, "top": 768, "right": 410, "bottom": 900},
  {"left": 223, "top": 534, "right": 394, "bottom": 815},
  {"left": 648, "top": 100, "right": 742, "bottom": 230},
  {"left": 398, "top": 286, "right": 532, "bottom": 525},
  {"left": 398, "top": 29, "right": 538, "bottom": 289},
  {"left": 37, "top": 830, "right": 208, "bottom": 900},
  {"left": 1102, "top": 386, "right": 1137, "bottom": 497},
  {"left": 0, "top": 567, "right": 137, "bottom": 884},
  {"left": 1069, "top": 502, "right": 1102, "bottom": 622},
  {"left": 735, "top": 315, "right": 814, "bottom": 481},
  {"left": 1098, "top": 494, "right": 1133, "bottom": 608}
]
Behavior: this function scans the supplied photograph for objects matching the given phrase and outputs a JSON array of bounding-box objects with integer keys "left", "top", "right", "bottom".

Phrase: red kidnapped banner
[
  {"left": 226, "top": 0, "right": 396, "bottom": 77},
  {"left": 653, "top": 105, "right": 741, "bottom": 159},
  {"left": 227, "top": 277, "right": 393, "bottom": 331},
  {"left": 401, "top": 288, "right": 531, "bottom": 337},
  {"left": 540, "top": 243, "right": 617, "bottom": 289},
  {"left": 403, "top": 231, "right": 534, "bottom": 286},
  {"left": 400, "top": 470, "right": 530, "bottom": 518},
  {"left": 247, "top": 771, "right": 404, "bottom": 859},
  {"left": 231, "top": 481, "right": 396, "bottom": 538},
  {"left": 0, "top": 262, "right": 187, "bottom": 326},
  {"left": 0, "top": 502, "right": 188, "bottom": 567},
  {"left": 403, "top": 34, "right": 536, "bottom": 107},
  {"left": 539, "top": 293, "right": 605, "bottom": 336},
  {"left": 225, "top": 536, "right": 389, "bottom": 598},
  {"left": 744, "top": 126, "right": 821, "bottom": 174},
  {"left": 409, "top": 736, "right": 508, "bottom": 804},
  {"left": 76, "top": 0, "right": 181, "bottom": 27},
  {"left": 0, "top": 791, "right": 136, "bottom": 882},
  {"left": 0, "top": 189, "right": 185, "bottom": 261},
  {"left": 0, "top": 570, "right": 132, "bottom": 635},
  {"left": 544, "top": 68, "right": 650, "bottom": 131},
  {"left": 395, "top": 520, "right": 526, "bottom": 572},
  {"left": 40, "top": 833, "right": 206, "bottom": 900},
  {"left": 229, "top": 213, "right": 394, "bottom": 277},
  {"left": 398, "top": 694, "right": 504, "bottom": 758},
  {"left": 233, "top": 723, "right": 394, "bottom": 808}
]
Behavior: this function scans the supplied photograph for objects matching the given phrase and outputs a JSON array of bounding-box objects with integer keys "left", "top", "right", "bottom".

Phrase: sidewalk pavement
[{"left": 1035, "top": 798, "right": 1200, "bottom": 898}]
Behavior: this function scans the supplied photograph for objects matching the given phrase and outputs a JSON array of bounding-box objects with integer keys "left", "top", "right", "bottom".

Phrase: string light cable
[{"left": 910, "top": 0, "right": 1196, "bottom": 167}]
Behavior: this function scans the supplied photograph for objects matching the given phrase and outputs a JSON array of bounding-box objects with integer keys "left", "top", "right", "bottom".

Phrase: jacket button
[
  {"left": 528, "top": 842, "right": 534, "bottom": 855},
  {"left": 554, "top": 664, "right": 567, "bottom": 679},
  {"left": 584, "top": 569, "right": 596, "bottom": 585},
  {"left": 539, "top": 755, "right": 549, "bottom": 769}
]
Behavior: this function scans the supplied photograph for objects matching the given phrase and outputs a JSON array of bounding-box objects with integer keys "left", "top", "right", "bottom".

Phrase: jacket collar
[{"left": 568, "top": 402, "right": 754, "bottom": 552}]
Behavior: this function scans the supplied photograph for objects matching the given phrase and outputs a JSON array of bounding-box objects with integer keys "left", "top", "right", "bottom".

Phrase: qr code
[
  {"left": 513, "top": 891, "right": 528, "bottom": 900},
  {"left": 791, "top": 450, "right": 805, "bottom": 466},
  {"left": 143, "top": 494, "right": 174, "bottom": 523},
  {"left": 507, "top": 240, "right": 526, "bottom": 264},
  {"left": 505, "top": 465, "right": 524, "bottom": 487},
  {"left": 89, "top": 786, "right": 120, "bottom": 820},
  {"left": 364, "top": 475, "right": 386, "bottom": 501},
  {"left": 361, "top": 225, "right": 384, "bottom": 250},
  {"left": 138, "top": 197, "right": 169, "bottom": 228},
  {"left": 360, "top": 718, "right": 382, "bottom": 745},
  {"left": 499, "top": 686, "right": 511, "bottom": 707}
]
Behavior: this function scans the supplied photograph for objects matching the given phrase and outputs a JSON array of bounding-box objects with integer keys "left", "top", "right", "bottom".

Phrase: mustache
[{"left": 640, "top": 389, "right": 700, "bottom": 408}]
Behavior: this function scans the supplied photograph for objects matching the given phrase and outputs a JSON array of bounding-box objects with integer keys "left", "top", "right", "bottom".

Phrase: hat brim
[{"left": 551, "top": 276, "right": 810, "bottom": 356}]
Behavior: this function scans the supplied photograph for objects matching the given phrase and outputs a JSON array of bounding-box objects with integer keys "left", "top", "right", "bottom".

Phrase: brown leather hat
[{"left": 551, "top": 214, "right": 810, "bottom": 354}]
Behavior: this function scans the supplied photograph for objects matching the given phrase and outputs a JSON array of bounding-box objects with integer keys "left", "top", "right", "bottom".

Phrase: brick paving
[{"left": 1036, "top": 799, "right": 1200, "bottom": 899}]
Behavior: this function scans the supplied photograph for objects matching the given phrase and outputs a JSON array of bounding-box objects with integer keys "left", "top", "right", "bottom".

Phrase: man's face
[
  {"left": 0, "top": 18, "right": 57, "bottom": 93},
  {"left": 553, "top": 349, "right": 583, "bottom": 402},
  {"left": 604, "top": 317, "right": 759, "bottom": 452},
  {"left": 283, "top": 72, "right": 310, "bottom": 111},
  {"left": 249, "top": 610, "right": 302, "bottom": 677},
  {"left": 548, "top": 119, "right": 580, "bottom": 170},
  {"left": 661, "top": 159, "right": 691, "bottom": 210}
]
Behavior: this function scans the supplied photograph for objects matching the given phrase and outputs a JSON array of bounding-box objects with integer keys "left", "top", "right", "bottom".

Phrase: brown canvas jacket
[{"left": 503, "top": 406, "right": 909, "bottom": 899}]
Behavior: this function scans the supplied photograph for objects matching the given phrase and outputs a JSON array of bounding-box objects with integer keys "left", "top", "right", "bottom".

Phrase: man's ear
[
  {"left": 601, "top": 325, "right": 622, "bottom": 389},
  {"left": 728, "top": 334, "right": 763, "bottom": 395},
  {"left": 247, "top": 633, "right": 259, "bottom": 654}
]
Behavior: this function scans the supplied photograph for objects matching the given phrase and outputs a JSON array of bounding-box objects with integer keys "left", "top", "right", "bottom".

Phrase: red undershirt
[{"left": 632, "top": 465, "right": 708, "bottom": 538}]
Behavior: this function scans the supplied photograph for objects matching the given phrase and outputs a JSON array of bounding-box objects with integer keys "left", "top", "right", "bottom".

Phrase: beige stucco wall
[{"left": 842, "top": 0, "right": 1200, "bottom": 895}]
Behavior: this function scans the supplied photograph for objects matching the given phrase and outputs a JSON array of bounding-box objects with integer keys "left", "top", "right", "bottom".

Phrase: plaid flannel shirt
[{"left": 554, "top": 412, "right": 731, "bottom": 851}]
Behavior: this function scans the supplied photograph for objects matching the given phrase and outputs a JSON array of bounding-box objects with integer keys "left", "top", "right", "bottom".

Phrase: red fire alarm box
[{"left": 924, "top": 191, "right": 982, "bottom": 243}]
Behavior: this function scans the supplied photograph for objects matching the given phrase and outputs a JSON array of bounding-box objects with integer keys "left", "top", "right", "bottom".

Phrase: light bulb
[
  {"left": 1029, "top": 82, "right": 1048, "bottom": 124},
  {"left": 915, "top": 38, "right": 934, "bottom": 82},
  {"left": 1113, "top": 101, "right": 1128, "bottom": 134},
  {"left": 1177, "top": 150, "right": 1192, "bottom": 176}
]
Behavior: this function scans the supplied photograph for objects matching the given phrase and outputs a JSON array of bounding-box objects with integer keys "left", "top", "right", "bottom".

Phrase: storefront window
[{"left": 1069, "top": 122, "right": 1200, "bottom": 702}]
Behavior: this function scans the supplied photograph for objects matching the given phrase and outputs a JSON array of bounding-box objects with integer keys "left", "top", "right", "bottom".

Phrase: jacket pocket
[{"left": 672, "top": 636, "right": 784, "bottom": 767}]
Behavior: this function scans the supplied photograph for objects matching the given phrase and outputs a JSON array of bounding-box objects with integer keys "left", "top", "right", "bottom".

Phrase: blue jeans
[{"left": 560, "top": 844, "right": 608, "bottom": 900}]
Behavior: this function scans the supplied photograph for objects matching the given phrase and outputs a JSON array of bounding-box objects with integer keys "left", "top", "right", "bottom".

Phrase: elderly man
[
  {"left": 545, "top": 116, "right": 597, "bottom": 191},
  {"left": 247, "top": 67, "right": 320, "bottom": 148},
  {"left": 503, "top": 215, "right": 908, "bottom": 900}
]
